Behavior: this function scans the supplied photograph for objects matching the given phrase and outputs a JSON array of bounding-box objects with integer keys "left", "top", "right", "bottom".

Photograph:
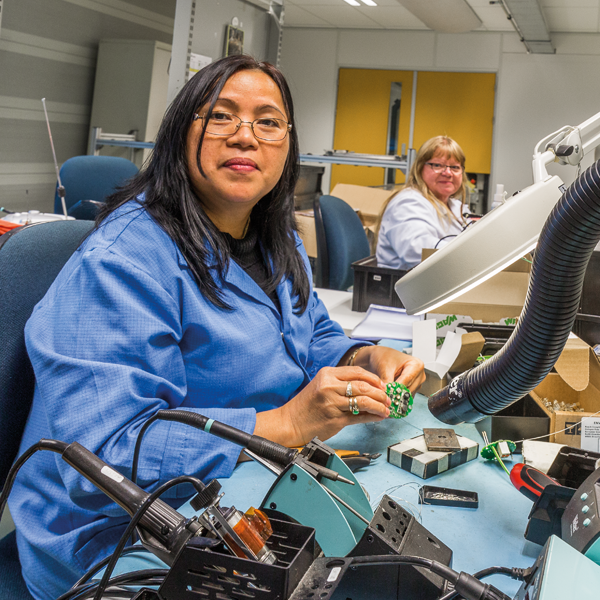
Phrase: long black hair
[{"left": 97, "top": 55, "right": 308, "bottom": 312}]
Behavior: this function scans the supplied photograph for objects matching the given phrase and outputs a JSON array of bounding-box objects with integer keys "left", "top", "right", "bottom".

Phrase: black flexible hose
[{"left": 429, "top": 159, "right": 600, "bottom": 424}]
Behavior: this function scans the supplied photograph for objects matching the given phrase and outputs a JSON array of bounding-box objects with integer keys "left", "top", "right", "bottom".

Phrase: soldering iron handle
[
  {"left": 156, "top": 410, "right": 298, "bottom": 467},
  {"left": 510, "top": 463, "right": 559, "bottom": 502}
]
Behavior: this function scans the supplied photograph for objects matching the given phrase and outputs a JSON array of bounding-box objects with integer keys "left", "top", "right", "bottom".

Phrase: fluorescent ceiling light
[
  {"left": 361, "top": 0, "right": 378, "bottom": 5},
  {"left": 343, "top": 0, "right": 361, "bottom": 6}
]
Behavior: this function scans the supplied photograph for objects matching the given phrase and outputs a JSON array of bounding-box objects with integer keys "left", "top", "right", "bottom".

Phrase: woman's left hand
[{"left": 343, "top": 346, "right": 425, "bottom": 394}]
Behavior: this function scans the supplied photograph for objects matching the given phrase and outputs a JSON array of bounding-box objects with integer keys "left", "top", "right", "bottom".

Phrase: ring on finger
[
  {"left": 345, "top": 382, "right": 353, "bottom": 398},
  {"left": 350, "top": 397, "right": 360, "bottom": 415}
]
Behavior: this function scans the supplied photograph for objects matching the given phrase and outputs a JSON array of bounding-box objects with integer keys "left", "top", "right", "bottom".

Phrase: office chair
[
  {"left": 54, "top": 155, "right": 138, "bottom": 218},
  {"left": 0, "top": 219, "right": 95, "bottom": 600},
  {"left": 313, "top": 195, "right": 371, "bottom": 290}
]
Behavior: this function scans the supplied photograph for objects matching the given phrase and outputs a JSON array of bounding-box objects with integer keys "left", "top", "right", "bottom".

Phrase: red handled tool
[{"left": 510, "top": 463, "right": 560, "bottom": 502}]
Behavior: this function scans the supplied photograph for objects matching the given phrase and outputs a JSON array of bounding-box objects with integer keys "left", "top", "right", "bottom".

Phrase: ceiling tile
[
  {"left": 539, "top": 0, "right": 598, "bottom": 7},
  {"left": 283, "top": 5, "right": 336, "bottom": 27},
  {"left": 471, "top": 6, "right": 518, "bottom": 31},
  {"left": 353, "top": 6, "right": 429, "bottom": 28},
  {"left": 306, "top": 5, "right": 384, "bottom": 27},
  {"left": 283, "top": 0, "right": 600, "bottom": 34},
  {"left": 285, "top": 0, "right": 342, "bottom": 5},
  {"left": 544, "top": 7, "right": 599, "bottom": 31},
  {"left": 360, "top": 0, "right": 403, "bottom": 5}
]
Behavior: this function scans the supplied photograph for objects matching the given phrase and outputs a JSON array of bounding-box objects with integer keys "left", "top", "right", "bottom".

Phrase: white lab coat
[{"left": 376, "top": 187, "right": 465, "bottom": 270}]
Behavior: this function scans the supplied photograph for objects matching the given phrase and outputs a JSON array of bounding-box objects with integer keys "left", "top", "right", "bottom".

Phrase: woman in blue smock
[
  {"left": 376, "top": 136, "right": 468, "bottom": 270},
  {"left": 9, "top": 55, "right": 425, "bottom": 599}
]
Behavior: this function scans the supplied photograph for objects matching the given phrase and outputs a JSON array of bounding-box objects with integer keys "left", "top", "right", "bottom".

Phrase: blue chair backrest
[
  {"left": 54, "top": 155, "right": 138, "bottom": 214},
  {"left": 0, "top": 220, "right": 95, "bottom": 487},
  {"left": 314, "top": 195, "right": 371, "bottom": 291}
]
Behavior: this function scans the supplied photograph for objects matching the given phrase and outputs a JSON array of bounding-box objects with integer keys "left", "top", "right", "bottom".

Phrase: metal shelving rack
[{"left": 88, "top": 129, "right": 415, "bottom": 175}]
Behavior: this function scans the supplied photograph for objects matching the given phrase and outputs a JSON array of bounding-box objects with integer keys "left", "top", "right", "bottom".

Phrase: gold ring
[
  {"left": 351, "top": 397, "right": 359, "bottom": 415},
  {"left": 346, "top": 382, "right": 353, "bottom": 398}
]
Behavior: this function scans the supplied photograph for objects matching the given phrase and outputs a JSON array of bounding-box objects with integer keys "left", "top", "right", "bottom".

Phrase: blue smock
[{"left": 8, "top": 201, "right": 356, "bottom": 600}]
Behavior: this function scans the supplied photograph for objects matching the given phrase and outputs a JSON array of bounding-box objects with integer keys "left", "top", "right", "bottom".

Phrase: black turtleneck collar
[{"left": 223, "top": 221, "right": 281, "bottom": 312}]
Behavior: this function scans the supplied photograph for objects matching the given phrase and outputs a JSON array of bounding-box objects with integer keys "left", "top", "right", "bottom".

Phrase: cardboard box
[
  {"left": 530, "top": 336, "right": 600, "bottom": 447},
  {"left": 388, "top": 434, "right": 479, "bottom": 479},
  {"left": 297, "top": 180, "right": 398, "bottom": 257},
  {"left": 330, "top": 183, "right": 399, "bottom": 229},
  {"left": 295, "top": 210, "right": 317, "bottom": 258},
  {"left": 413, "top": 322, "right": 485, "bottom": 396},
  {"left": 420, "top": 332, "right": 485, "bottom": 396},
  {"left": 421, "top": 249, "right": 531, "bottom": 324}
]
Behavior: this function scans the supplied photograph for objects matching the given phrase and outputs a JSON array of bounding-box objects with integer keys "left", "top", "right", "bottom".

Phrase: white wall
[
  {"left": 192, "top": 0, "right": 272, "bottom": 61},
  {"left": 280, "top": 28, "right": 600, "bottom": 205},
  {"left": 0, "top": 0, "right": 176, "bottom": 212}
]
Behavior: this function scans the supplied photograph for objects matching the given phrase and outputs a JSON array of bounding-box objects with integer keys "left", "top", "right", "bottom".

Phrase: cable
[
  {"left": 92, "top": 474, "right": 205, "bottom": 600},
  {"left": 56, "top": 569, "right": 168, "bottom": 600},
  {"left": 70, "top": 546, "right": 149, "bottom": 589},
  {"left": 437, "top": 565, "right": 534, "bottom": 600},
  {"left": 131, "top": 413, "right": 161, "bottom": 486},
  {"left": 474, "top": 565, "right": 533, "bottom": 581},
  {"left": 514, "top": 407, "right": 600, "bottom": 443},
  {"left": 0, "top": 439, "right": 68, "bottom": 525},
  {"left": 349, "top": 555, "right": 511, "bottom": 600},
  {"left": 0, "top": 442, "right": 196, "bottom": 599},
  {"left": 350, "top": 554, "right": 457, "bottom": 582},
  {"left": 490, "top": 444, "right": 511, "bottom": 476},
  {"left": 435, "top": 234, "right": 458, "bottom": 249}
]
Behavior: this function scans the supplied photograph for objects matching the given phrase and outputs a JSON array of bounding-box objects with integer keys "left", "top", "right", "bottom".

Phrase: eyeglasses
[
  {"left": 426, "top": 162, "right": 463, "bottom": 174},
  {"left": 194, "top": 111, "right": 292, "bottom": 141}
]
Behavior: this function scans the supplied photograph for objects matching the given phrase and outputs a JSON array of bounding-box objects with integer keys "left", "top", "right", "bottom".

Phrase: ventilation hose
[{"left": 429, "top": 159, "right": 600, "bottom": 424}]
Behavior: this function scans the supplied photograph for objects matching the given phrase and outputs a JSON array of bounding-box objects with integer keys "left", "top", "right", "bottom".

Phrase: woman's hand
[
  {"left": 254, "top": 366, "right": 391, "bottom": 448},
  {"left": 346, "top": 346, "right": 425, "bottom": 394}
]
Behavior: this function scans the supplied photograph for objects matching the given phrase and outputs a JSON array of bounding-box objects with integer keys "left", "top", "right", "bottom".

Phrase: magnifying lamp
[{"left": 395, "top": 111, "right": 600, "bottom": 425}]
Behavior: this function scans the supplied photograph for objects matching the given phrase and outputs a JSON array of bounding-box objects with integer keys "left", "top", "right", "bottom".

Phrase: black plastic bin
[
  {"left": 351, "top": 255, "right": 408, "bottom": 312},
  {"left": 573, "top": 313, "right": 600, "bottom": 347},
  {"left": 475, "top": 394, "right": 550, "bottom": 453}
]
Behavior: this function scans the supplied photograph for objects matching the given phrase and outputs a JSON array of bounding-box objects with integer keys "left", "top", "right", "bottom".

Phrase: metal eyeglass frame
[
  {"left": 425, "top": 162, "right": 463, "bottom": 174},
  {"left": 193, "top": 111, "right": 292, "bottom": 142}
]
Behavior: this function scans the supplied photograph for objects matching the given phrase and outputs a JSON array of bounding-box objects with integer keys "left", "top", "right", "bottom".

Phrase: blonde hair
[{"left": 376, "top": 136, "right": 467, "bottom": 241}]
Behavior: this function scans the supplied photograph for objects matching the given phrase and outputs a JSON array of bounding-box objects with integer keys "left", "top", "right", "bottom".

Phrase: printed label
[
  {"left": 101, "top": 466, "right": 124, "bottom": 483},
  {"left": 565, "top": 422, "right": 582, "bottom": 436},
  {"left": 571, "top": 514, "right": 579, "bottom": 537}
]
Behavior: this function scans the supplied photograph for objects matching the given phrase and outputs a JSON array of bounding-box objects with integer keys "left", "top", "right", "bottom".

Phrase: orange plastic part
[{"left": 0, "top": 220, "right": 21, "bottom": 235}]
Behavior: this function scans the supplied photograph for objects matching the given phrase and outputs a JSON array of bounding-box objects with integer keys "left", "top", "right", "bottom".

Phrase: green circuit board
[{"left": 387, "top": 382, "right": 413, "bottom": 419}]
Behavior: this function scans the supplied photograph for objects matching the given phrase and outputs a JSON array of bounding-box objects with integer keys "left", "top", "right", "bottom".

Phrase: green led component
[
  {"left": 386, "top": 382, "right": 413, "bottom": 419},
  {"left": 480, "top": 440, "right": 516, "bottom": 460},
  {"left": 480, "top": 439, "right": 517, "bottom": 476}
]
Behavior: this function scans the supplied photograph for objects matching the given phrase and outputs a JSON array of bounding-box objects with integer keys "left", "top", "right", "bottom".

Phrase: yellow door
[
  {"left": 413, "top": 71, "right": 495, "bottom": 174},
  {"left": 332, "top": 69, "right": 414, "bottom": 189},
  {"left": 332, "top": 68, "right": 496, "bottom": 189}
]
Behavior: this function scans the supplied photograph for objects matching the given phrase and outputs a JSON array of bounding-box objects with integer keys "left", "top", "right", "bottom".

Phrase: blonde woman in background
[{"left": 376, "top": 136, "right": 468, "bottom": 270}]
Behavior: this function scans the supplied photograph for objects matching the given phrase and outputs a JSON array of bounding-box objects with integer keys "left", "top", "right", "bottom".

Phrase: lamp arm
[
  {"left": 429, "top": 159, "right": 600, "bottom": 425},
  {"left": 533, "top": 110, "right": 600, "bottom": 182}
]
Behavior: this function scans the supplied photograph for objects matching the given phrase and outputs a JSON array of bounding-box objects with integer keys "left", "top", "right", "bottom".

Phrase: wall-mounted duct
[
  {"left": 396, "top": 0, "right": 482, "bottom": 34},
  {"left": 494, "top": 0, "right": 554, "bottom": 54}
]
